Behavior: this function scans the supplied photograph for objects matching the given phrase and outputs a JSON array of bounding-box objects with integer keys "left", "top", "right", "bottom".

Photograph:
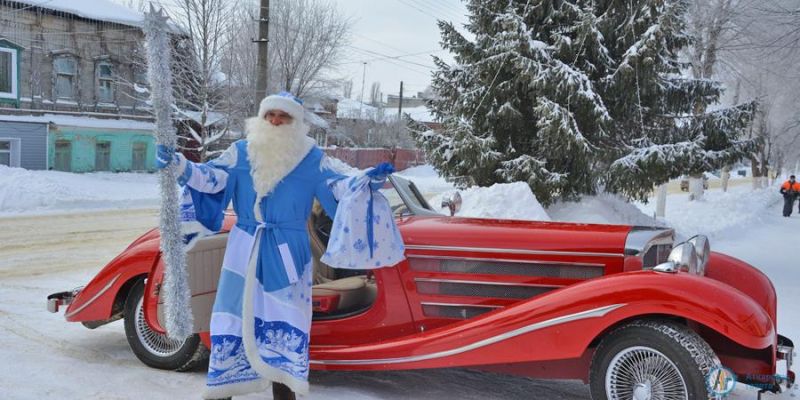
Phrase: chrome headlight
[
  {"left": 654, "top": 242, "right": 697, "bottom": 273},
  {"left": 687, "top": 235, "right": 710, "bottom": 275}
]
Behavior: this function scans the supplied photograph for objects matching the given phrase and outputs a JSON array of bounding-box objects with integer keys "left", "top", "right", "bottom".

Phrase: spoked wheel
[
  {"left": 590, "top": 320, "right": 720, "bottom": 400},
  {"left": 123, "top": 280, "right": 208, "bottom": 371},
  {"left": 605, "top": 346, "right": 688, "bottom": 399}
]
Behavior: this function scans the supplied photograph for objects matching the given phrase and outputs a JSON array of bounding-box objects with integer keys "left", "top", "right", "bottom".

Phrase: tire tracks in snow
[
  {"left": 0, "top": 208, "right": 158, "bottom": 279},
  {"left": 0, "top": 308, "right": 135, "bottom": 366}
]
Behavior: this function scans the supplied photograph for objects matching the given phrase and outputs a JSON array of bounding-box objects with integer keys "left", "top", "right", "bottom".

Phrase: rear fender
[
  {"left": 310, "top": 271, "right": 774, "bottom": 370},
  {"left": 144, "top": 256, "right": 167, "bottom": 334},
  {"left": 65, "top": 238, "right": 160, "bottom": 322}
]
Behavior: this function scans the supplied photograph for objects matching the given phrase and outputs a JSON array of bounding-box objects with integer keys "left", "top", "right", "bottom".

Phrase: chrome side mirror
[
  {"left": 441, "top": 191, "right": 462, "bottom": 217},
  {"left": 687, "top": 235, "right": 710, "bottom": 275},
  {"left": 653, "top": 242, "right": 697, "bottom": 274}
]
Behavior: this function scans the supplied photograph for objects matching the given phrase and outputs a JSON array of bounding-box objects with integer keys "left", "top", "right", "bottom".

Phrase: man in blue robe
[{"left": 157, "top": 92, "right": 404, "bottom": 400}]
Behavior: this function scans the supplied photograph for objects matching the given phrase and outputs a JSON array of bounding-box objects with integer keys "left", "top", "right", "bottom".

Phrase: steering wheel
[{"left": 391, "top": 203, "right": 408, "bottom": 215}]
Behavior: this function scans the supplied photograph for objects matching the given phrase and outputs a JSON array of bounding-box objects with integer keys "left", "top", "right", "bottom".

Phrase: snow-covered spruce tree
[
  {"left": 419, "top": 0, "right": 609, "bottom": 205},
  {"left": 417, "top": 0, "right": 757, "bottom": 205},
  {"left": 599, "top": 0, "right": 757, "bottom": 200}
]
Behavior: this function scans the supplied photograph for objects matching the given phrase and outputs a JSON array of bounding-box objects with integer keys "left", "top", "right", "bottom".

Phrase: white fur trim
[
  {"left": 202, "top": 377, "right": 270, "bottom": 399},
  {"left": 258, "top": 95, "right": 305, "bottom": 121},
  {"left": 241, "top": 234, "right": 310, "bottom": 396}
]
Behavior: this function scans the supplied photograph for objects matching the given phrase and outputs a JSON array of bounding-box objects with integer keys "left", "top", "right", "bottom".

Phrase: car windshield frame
[{"left": 386, "top": 175, "right": 442, "bottom": 217}]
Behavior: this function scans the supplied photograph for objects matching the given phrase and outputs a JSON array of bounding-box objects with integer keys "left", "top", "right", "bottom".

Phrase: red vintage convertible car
[{"left": 48, "top": 175, "right": 794, "bottom": 399}]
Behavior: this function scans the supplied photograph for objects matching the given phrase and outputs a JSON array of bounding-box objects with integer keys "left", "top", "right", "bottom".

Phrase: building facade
[{"left": 0, "top": 0, "right": 156, "bottom": 171}]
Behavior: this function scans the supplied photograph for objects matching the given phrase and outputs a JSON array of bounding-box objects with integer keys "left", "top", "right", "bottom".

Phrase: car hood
[{"left": 397, "top": 216, "right": 632, "bottom": 255}]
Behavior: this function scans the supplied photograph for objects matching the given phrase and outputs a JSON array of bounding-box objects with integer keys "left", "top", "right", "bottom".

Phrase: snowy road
[{"left": 0, "top": 204, "right": 797, "bottom": 399}]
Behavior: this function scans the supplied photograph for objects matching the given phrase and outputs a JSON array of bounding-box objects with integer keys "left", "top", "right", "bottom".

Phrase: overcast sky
[{"left": 330, "top": 0, "right": 469, "bottom": 101}]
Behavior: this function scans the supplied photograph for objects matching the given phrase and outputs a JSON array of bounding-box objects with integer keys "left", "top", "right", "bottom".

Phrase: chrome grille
[
  {"left": 421, "top": 302, "right": 499, "bottom": 319},
  {"left": 415, "top": 279, "right": 556, "bottom": 299},
  {"left": 642, "top": 244, "right": 672, "bottom": 269},
  {"left": 409, "top": 256, "right": 603, "bottom": 279}
]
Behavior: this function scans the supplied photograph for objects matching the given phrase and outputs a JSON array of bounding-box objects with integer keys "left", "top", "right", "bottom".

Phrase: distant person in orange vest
[{"left": 780, "top": 175, "right": 800, "bottom": 217}]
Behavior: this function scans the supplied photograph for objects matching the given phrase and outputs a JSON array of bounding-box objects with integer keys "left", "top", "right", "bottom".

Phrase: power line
[
  {"left": 405, "top": 0, "right": 462, "bottom": 21},
  {"left": 345, "top": 47, "right": 432, "bottom": 76},
  {"left": 335, "top": 48, "right": 444, "bottom": 66},
  {"left": 346, "top": 45, "right": 436, "bottom": 69},
  {"left": 351, "top": 32, "right": 441, "bottom": 64}
]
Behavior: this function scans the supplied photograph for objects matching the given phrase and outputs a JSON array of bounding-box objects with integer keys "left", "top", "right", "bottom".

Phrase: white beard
[{"left": 246, "top": 117, "right": 314, "bottom": 200}]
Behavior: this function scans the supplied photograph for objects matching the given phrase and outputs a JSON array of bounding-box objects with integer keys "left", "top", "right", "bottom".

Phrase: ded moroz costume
[{"left": 159, "top": 92, "right": 405, "bottom": 399}]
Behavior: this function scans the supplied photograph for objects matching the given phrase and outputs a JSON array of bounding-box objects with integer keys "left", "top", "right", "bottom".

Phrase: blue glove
[
  {"left": 156, "top": 144, "right": 177, "bottom": 169},
  {"left": 367, "top": 162, "right": 394, "bottom": 190}
]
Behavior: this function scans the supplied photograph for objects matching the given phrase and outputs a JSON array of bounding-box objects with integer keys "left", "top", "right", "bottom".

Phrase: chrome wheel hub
[
  {"left": 605, "top": 346, "right": 688, "bottom": 400},
  {"left": 134, "top": 296, "right": 184, "bottom": 357}
]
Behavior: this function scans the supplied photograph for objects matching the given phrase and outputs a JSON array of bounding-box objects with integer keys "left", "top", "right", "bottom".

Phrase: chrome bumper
[
  {"left": 778, "top": 334, "right": 796, "bottom": 390},
  {"left": 46, "top": 288, "right": 81, "bottom": 313}
]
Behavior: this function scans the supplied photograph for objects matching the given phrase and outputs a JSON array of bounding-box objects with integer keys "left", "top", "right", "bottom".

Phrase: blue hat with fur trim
[{"left": 257, "top": 91, "right": 305, "bottom": 121}]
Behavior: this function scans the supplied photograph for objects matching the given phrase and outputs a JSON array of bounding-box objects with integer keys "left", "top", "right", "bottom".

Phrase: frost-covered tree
[{"left": 417, "top": 0, "right": 757, "bottom": 205}]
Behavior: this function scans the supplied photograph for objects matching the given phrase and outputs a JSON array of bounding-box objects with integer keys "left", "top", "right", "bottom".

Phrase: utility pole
[
  {"left": 254, "top": 0, "right": 270, "bottom": 110},
  {"left": 398, "top": 81, "right": 404, "bottom": 119},
  {"left": 358, "top": 62, "right": 367, "bottom": 119}
]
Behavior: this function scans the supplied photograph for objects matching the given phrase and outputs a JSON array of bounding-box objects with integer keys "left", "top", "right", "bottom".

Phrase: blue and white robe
[{"left": 177, "top": 139, "right": 405, "bottom": 399}]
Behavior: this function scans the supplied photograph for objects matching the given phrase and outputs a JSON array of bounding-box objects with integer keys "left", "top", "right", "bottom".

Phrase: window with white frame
[
  {"left": 0, "top": 47, "right": 18, "bottom": 99},
  {"left": 54, "top": 56, "right": 77, "bottom": 99},
  {"left": 97, "top": 62, "right": 114, "bottom": 103},
  {"left": 0, "top": 139, "right": 20, "bottom": 167}
]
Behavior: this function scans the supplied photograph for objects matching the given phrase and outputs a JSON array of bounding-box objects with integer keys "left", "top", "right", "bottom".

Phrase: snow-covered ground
[
  {"left": 0, "top": 165, "right": 797, "bottom": 399},
  {"left": 0, "top": 166, "right": 159, "bottom": 217}
]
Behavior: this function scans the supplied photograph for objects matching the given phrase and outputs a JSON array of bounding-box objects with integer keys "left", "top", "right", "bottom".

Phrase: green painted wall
[{"left": 49, "top": 126, "right": 156, "bottom": 172}]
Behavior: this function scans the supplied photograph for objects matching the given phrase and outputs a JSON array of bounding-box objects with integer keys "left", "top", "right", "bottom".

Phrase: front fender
[
  {"left": 552, "top": 271, "right": 775, "bottom": 352},
  {"left": 64, "top": 237, "right": 159, "bottom": 322}
]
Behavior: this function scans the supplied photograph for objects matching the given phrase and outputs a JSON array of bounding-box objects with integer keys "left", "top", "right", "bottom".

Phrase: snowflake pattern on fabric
[
  {"left": 254, "top": 319, "right": 310, "bottom": 380},
  {"left": 321, "top": 174, "right": 406, "bottom": 270},
  {"left": 207, "top": 335, "right": 260, "bottom": 386}
]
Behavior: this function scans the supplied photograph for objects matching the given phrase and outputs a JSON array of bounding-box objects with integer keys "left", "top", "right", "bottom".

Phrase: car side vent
[
  {"left": 409, "top": 257, "right": 603, "bottom": 279},
  {"left": 421, "top": 302, "right": 499, "bottom": 319},
  {"left": 416, "top": 279, "right": 555, "bottom": 299}
]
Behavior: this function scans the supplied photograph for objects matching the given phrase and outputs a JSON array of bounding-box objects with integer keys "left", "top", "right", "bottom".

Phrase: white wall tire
[{"left": 590, "top": 320, "right": 720, "bottom": 400}]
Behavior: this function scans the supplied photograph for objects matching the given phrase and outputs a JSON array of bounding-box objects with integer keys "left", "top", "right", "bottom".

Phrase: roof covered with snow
[
  {"left": 14, "top": 0, "right": 144, "bottom": 28},
  {"left": 335, "top": 98, "right": 436, "bottom": 123},
  {"left": 0, "top": 114, "right": 155, "bottom": 130}
]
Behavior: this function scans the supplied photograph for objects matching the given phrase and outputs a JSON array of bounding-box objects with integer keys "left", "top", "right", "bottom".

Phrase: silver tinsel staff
[{"left": 144, "top": 5, "right": 193, "bottom": 340}]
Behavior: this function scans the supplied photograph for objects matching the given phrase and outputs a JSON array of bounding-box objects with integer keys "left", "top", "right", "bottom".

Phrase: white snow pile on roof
[
  {"left": 15, "top": 0, "right": 144, "bottom": 28},
  {"left": 0, "top": 114, "right": 155, "bottom": 130},
  {"left": 402, "top": 105, "right": 436, "bottom": 123},
  {"left": 334, "top": 98, "right": 436, "bottom": 123},
  {"left": 0, "top": 166, "right": 158, "bottom": 216},
  {"left": 174, "top": 109, "right": 226, "bottom": 127},
  {"left": 336, "top": 98, "right": 379, "bottom": 120}
]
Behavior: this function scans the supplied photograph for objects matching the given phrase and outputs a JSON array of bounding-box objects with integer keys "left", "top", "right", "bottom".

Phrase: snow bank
[
  {"left": 0, "top": 166, "right": 159, "bottom": 217},
  {"left": 636, "top": 185, "right": 781, "bottom": 239},
  {"left": 549, "top": 193, "right": 657, "bottom": 226},
  {"left": 427, "top": 182, "right": 551, "bottom": 221}
]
